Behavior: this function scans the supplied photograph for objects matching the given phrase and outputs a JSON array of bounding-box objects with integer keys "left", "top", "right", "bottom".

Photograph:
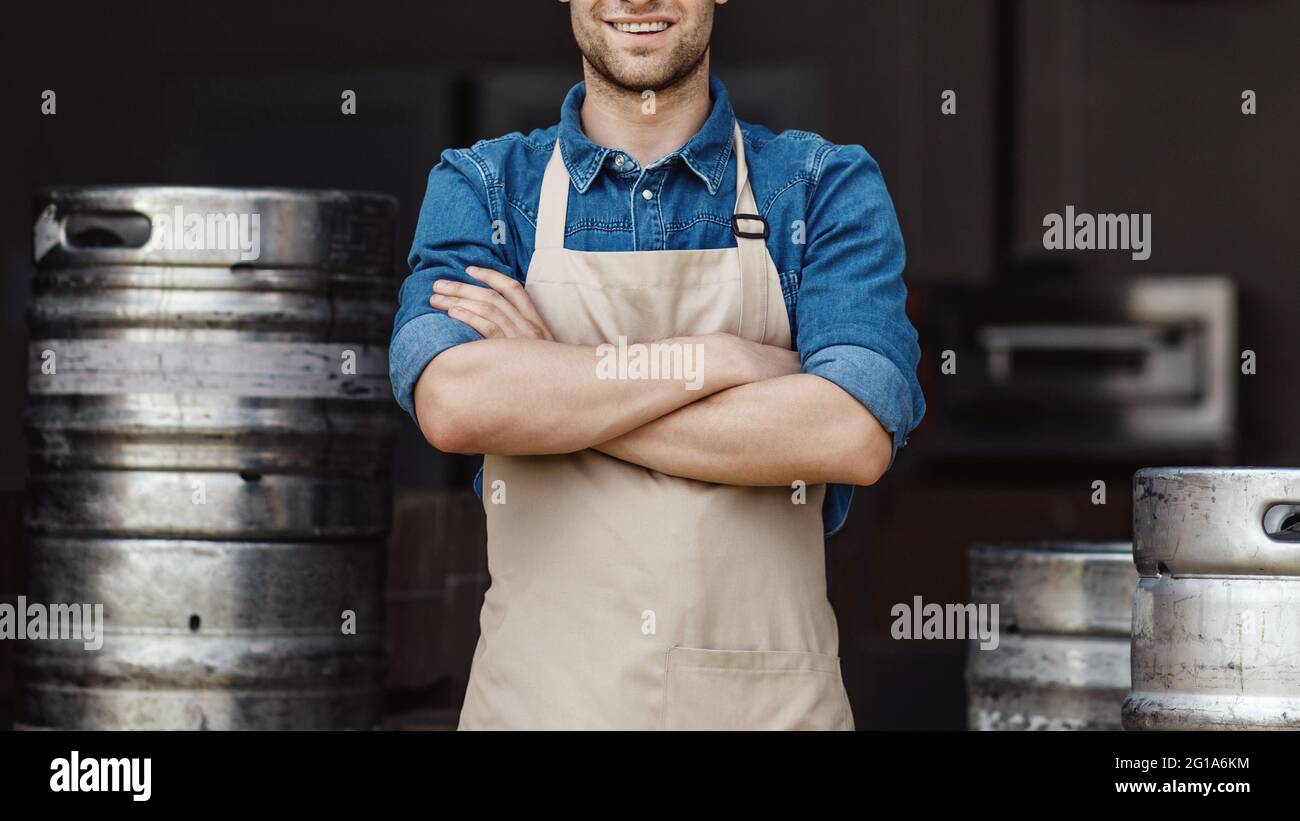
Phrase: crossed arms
[{"left": 413, "top": 267, "right": 892, "bottom": 487}]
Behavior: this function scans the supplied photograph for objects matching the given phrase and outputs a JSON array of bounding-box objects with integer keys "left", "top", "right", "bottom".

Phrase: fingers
[
  {"left": 445, "top": 302, "right": 509, "bottom": 339},
  {"left": 429, "top": 273, "right": 542, "bottom": 339},
  {"left": 432, "top": 290, "right": 529, "bottom": 338},
  {"left": 466, "top": 266, "right": 554, "bottom": 341},
  {"left": 432, "top": 283, "right": 524, "bottom": 337},
  {"left": 738, "top": 338, "right": 803, "bottom": 381},
  {"left": 774, "top": 345, "right": 803, "bottom": 375},
  {"left": 429, "top": 267, "right": 553, "bottom": 340}
]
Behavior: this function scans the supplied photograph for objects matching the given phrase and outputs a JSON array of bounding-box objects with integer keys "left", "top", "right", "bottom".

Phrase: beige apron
[{"left": 459, "top": 124, "right": 853, "bottom": 730}]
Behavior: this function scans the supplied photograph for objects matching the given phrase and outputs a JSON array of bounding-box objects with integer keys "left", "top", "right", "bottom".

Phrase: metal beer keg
[
  {"left": 20, "top": 186, "right": 398, "bottom": 729},
  {"left": 1124, "top": 467, "right": 1300, "bottom": 730},
  {"left": 967, "top": 542, "right": 1137, "bottom": 730}
]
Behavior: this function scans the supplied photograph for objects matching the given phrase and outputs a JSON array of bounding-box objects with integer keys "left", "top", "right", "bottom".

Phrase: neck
[{"left": 579, "top": 57, "right": 713, "bottom": 167}]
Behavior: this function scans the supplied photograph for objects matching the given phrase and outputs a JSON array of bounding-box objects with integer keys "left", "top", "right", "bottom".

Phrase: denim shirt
[{"left": 390, "top": 76, "right": 925, "bottom": 536}]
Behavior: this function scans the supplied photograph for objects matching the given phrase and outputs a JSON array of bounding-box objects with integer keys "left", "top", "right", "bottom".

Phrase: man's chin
[
  {"left": 604, "top": 51, "right": 709, "bottom": 91},
  {"left": 598, "top": 65, "right": 678, "bottom": 93}
]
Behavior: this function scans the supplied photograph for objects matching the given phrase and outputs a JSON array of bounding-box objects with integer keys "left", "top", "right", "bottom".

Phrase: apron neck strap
[
  {"left": 535, "top": 122, "right": 757, "bottom": 251},
  {"left": 731, "top": 122, "right": 758, "bottom": 215},
  {"left": 536, "top": 141, "right": 574, "bottom": 251},
  {"left": 730, "top": 123, "right": 771, "bottom": 345}
]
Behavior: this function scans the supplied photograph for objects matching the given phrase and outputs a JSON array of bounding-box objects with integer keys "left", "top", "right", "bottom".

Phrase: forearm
[
  {"left": 594, "top": 373, "right": 892, "bottom": 486},
  {"left": 414, "top": 333, "right": 748, "bottom": 455}
]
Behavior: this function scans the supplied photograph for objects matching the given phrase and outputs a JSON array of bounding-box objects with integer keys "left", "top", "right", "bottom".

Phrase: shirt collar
[{"left": 557, "top": 75, "right": 736, "bottom": 196}]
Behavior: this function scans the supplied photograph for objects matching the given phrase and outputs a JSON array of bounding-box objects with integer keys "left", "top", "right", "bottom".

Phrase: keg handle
[
  {"left": 61, "top": 210, "right": 153, "bottom": 249},
  {"left": 1263, "top": 503, "right": 1300, "bottom": 542}
]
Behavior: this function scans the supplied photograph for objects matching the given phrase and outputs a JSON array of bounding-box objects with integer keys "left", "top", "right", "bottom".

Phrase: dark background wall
[{"left": 1, "top": 0, "right": 1296, "bottom": 729}]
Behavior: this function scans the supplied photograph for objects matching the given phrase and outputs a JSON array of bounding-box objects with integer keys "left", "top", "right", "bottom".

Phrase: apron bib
[{"left": 459, "top": 125, "right": 852, "bottom": 730}]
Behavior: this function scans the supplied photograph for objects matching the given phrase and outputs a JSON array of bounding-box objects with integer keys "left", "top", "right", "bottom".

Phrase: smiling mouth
[{"left": 609, "top": 20, "right": 673, "bottom": 34}]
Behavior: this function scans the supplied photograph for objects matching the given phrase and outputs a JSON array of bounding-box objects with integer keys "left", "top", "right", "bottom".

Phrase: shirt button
[
  {"left": 641, "top": 189, "right": 653, "bottom": 201},
  {"left": 614, "top": 154, "right": 625, "bottom": 167}
]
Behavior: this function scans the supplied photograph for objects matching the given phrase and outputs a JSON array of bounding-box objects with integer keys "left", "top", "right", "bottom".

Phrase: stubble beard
[{"left": 575, "top": 18, "right": 712, "bottom": 95}]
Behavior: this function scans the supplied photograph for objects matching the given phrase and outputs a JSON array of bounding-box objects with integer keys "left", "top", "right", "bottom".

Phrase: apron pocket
[{"left": 663, "top": 646, "right": 852, "bottom": 731}]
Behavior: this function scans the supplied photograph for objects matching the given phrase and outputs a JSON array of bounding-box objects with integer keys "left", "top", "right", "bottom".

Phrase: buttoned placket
[{"left": 630, "top": 161, "right": 670, "bottom": 251}]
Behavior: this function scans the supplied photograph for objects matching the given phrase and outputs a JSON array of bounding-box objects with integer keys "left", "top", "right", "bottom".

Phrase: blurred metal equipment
[
  {"left": 1125, "top": 467, "right": 1300, "bottom": 730},
  {"left": 923, "top": 276, "right": 1236, "bottom": 461},
  {"left": 20, "top": 186, "right": 398, "bottom": 729},
  {"left": 966, "top": 542, "right": 1136, "bottom": 730},
  {"left": 384, "top": 488, "right": 488, "bottom": 729}
]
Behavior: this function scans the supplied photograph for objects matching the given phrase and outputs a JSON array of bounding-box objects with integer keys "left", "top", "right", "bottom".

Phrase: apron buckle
[{"left": 732, "top": 213, "right": 769, "bottom": 240}]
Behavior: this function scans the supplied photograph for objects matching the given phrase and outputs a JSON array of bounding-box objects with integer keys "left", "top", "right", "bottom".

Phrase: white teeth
[{"left": 613, "top": 21, "right": 670, "bottom": 33}]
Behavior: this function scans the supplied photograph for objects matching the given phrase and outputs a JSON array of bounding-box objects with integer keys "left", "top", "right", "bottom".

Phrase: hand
[
  {"left": 713, "top": 333, "right": 802, "bottom": 383},
  {"left": 430, "top": 267, "right": 554, "bottom": 340}
]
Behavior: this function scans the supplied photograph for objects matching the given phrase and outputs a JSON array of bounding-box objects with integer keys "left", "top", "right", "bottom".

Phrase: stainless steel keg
[
  {"left": 1124, "top": 467, "right": 1300, "bottom": 730},
  {"left": 967, "top": 542, "right": 1137, "bottom": 730},
  {"left": 20, "top": 186, "right": 398, "bottom": 730}
]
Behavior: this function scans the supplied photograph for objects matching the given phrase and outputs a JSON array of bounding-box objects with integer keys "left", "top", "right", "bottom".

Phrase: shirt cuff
[
  {"left": 803, "top": 343, "right": 914, "bottom": 466},
  {"left": 389, "top": 312, "right": 483, "bottom": 421}
]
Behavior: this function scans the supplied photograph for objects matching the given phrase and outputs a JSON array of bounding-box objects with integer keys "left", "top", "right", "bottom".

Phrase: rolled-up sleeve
[
  {"left": 390, "top": 313, "right": 480, "bottom": 419},
  {"left": 796, "top": 144, "right": 925, "bottom": 465},
  {"left": 389, "top": 149, "right": 512, "bottom": 422}
]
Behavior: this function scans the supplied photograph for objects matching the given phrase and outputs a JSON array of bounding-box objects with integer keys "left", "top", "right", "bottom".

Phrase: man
[{"left": 389, "top": 0, "right": 924, "bottom": 730}]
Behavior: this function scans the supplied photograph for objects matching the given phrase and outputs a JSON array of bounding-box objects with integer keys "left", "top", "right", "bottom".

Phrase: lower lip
[{"left": 607, "top": 23, "right": 674, "bottom": 42}]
